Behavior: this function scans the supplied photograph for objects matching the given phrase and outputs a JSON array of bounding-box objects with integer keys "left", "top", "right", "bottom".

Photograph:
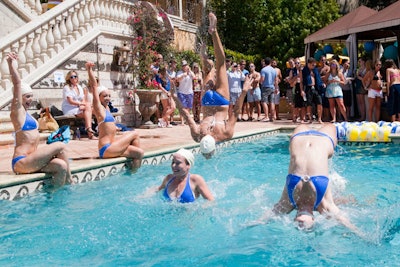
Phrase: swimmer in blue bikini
[
  {"left": 158, "top": 149, "right": 214, "bottom": 202},
  {"left": 86, "top": 62, "right": 144, "bottom": 170},
  {"left": 251, "top": 124, "right": 363, "bottom": 235},
  {"left": 7, "top": 52, "right": 72, "bottom": 187},
  {"left": 172, "top": 13, "right": 253, "bottom": 159}
]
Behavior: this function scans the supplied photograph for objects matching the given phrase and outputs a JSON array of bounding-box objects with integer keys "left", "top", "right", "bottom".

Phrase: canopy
[
  {"left": 348, "top": 0, "right": 400, "bottom": 41},
  {"left": 304, "top": 6, "right": 377, "bottom": 44}
]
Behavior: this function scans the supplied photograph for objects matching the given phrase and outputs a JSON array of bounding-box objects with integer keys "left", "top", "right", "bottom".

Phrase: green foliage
[
  {"left": 208, "top": 0, "right": 341, "bottom": 68},
  {"left": 129, "top": 2, "right": 173, "bottom": 88},
  {"left": 172, "top": 50, "right": 201, "bottom": 69}
]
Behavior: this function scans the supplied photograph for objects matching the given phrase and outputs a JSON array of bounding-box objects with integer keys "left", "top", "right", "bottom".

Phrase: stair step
[
  {"left": 0, "top": 132, "right": 50, "bottom": 146},
  {"left": 0, "top": 109, "right": 41, "bottom": 134}
]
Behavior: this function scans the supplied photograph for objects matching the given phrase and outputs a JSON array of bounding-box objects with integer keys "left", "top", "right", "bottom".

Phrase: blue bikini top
[
  {"left": 290, "top": 130, "right": 335, "bottom": 149},
  {"left": 98, "top": 109, "right": 115, "bottom": 125},
  {"left": 16, "top": 112, "right": 38, "bottom": 132},
  {"left": 163, "top": 174, "right": 195, "bottom": 203}
]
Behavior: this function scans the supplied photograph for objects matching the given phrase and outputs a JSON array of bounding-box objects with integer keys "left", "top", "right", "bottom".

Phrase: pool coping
[
  {"left": 1, "top": 125, "right": 397, "bottom": 200},
  {"left": 0, "top": 126, "right": 287, "bottom": 200}
]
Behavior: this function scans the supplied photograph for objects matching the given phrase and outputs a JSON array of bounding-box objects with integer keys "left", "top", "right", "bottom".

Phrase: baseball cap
[{"left": 182, "top": 60, "right": 188, "bottom": 66}]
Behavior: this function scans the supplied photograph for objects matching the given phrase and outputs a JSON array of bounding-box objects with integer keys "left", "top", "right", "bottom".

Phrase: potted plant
[{"left": 126, "top": 1, "right": 174, "bottom": 127}]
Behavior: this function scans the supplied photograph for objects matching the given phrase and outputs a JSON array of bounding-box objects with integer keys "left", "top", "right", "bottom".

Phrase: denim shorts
[
  {"left": 229, "top": 91, "right": 241, "bottom": 105},
  {"left": 261, "top": 87, "right": 275, "bottom": 103},
  {"left": 247, "top": 87, "right": 261, "bottom": 102}
]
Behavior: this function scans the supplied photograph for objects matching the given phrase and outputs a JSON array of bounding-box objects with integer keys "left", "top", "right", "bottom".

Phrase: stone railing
[
  {"left": 3, "top": 0, "right": 44, "bottom": 21},
  {"left": 0, "top": 0, "right": 136, "bottom": 109}
]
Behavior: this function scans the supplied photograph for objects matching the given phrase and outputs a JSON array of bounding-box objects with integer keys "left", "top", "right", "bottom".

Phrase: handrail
[
  {"left": 2, "top": 0, "right": 42, "bottom": 21},
  {"left": 0, "top": 0, "right": 136, "bottom": 109}
]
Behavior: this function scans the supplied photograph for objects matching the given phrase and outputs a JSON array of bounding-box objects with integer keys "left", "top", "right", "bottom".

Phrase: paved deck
[{"left": 0, "top": 118, "right": 299, "bottom": 182}]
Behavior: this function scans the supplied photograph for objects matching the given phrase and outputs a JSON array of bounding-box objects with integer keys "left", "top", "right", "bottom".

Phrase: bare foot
[{"left": 208, "top": 12, "right": 217, "bottom": 35}]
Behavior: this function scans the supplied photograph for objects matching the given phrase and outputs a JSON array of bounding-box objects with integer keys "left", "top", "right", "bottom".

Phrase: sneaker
[
  {"left": 167, "top": 124, "right": 173, "bottom": 128},
  {"left": 158, "top": 118, "right": 166, "bottom": 127}
]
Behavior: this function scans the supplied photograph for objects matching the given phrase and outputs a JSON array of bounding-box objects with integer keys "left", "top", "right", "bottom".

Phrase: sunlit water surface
[{"left": 1, "top": 134, "right": 400, "bottom": 266}]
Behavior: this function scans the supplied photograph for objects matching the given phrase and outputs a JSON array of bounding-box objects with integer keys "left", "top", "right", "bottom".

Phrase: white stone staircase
[
  {"left": 0, "top": 0, "right": 136, "bottom": 144},
  {"left": 0, "top": 0, "right": 134, "bottom": 110}
]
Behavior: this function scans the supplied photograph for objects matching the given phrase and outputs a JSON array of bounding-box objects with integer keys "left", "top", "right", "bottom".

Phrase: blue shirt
[
  {"left": 260, "top": 65, "right": 276, "bottom": 88},
  {"left": 302, "top": 66, "right": 323, "bottom": 88},
  {"left": 155, "top": 74, "right": 171, "bottom": 92}
]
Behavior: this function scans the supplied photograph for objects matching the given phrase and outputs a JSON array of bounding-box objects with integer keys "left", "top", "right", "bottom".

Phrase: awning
[
  {"left": 348, "top": 0, "right": 400, "bottom": 41},
  {"left": 304, "top": 6, "right": 377, "bottom": 44}
]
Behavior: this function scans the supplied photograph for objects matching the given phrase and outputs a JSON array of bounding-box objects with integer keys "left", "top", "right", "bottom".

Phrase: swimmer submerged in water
[
  {"left": 248, "top": 124, "right": 364, "bottom": 236},
  {"left": 172, "top": 13, "right": 253, "bottom": 159},
  {"left": 158, "top": 149, "right": 214, "bottom": 202}
]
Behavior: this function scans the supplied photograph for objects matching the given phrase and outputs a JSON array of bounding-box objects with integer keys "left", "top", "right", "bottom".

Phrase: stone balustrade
[
  {"left": 3, "top": 0, "right": 43, "bottom": 20},
  {"left": 0, "top": 0, "right": 135, "bottom": 109}
]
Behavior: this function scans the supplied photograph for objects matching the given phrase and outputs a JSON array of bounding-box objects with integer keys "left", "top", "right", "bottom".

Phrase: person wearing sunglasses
[
  {"left": 62, "top": 71, "right": 96, "bottom": 139},
  {"left": 323, "top": 59, "right": 347, "bottom": 122},
  {"left": 363, "top": 59, "right": 383, "bottom": 122}
]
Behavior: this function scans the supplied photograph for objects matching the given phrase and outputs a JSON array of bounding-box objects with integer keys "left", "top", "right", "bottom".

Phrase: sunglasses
[
  {"left": 295, "top": 62, "right": 300, "bottom": 65},
  {"left": 70, "top": 75, "right": 78, "bottom": 79}
]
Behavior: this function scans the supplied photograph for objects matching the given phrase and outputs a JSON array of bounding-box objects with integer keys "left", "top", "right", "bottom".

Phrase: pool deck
[{"left": 0, "top": 118, "right": 302, "bottom": 187}]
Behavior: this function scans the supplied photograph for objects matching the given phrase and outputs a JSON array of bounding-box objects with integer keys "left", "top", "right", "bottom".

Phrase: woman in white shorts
[{"left": 363, "top": 59, "right": 383, "bottom": 122}]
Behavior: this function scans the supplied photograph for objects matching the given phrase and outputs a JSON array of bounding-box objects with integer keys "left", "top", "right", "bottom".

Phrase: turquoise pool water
[{"left": 1, "top": 134, "right": 400, "bottom": 266}]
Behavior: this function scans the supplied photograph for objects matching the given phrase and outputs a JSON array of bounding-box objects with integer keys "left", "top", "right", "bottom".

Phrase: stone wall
[
  {"left": 173, "top": 28, "right": 197, "bottom": 51},
  {"left": 31, "top": 22, "right": 198, "bottom": 127},
  {"left": 33, "top": 34, "right": 141, "bottom": 127}
]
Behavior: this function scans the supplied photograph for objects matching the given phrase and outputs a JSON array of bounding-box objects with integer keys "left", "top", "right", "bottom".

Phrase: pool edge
[{"left": 0, "top": 128, "right": 286, "bottom": 200}]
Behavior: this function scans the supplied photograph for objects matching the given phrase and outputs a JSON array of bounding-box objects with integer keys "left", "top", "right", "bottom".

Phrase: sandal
[{"left": 86, "top": 127, "right": 98, "bottom": 139}]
